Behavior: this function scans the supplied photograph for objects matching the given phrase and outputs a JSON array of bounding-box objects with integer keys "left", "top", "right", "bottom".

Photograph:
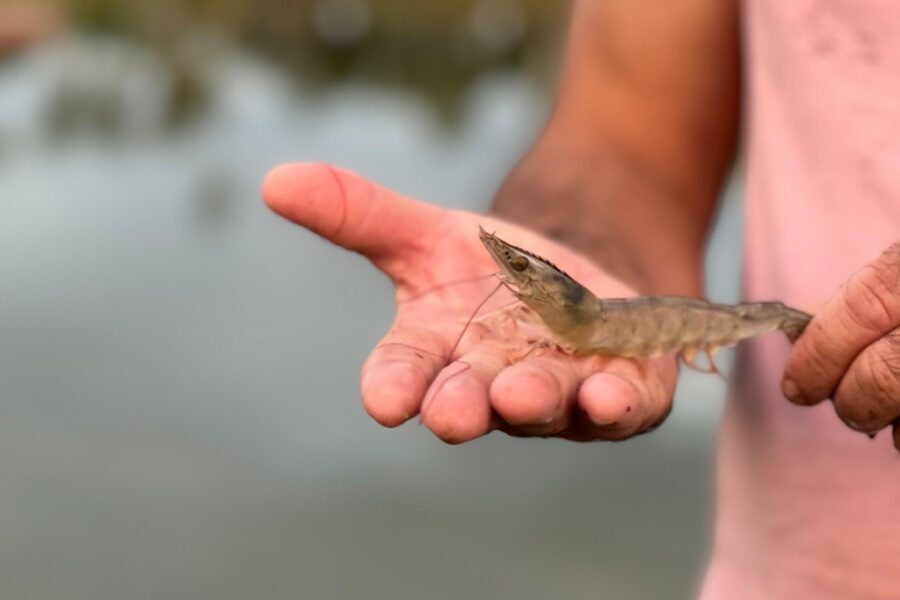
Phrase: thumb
[{"left": 262, "top": 162, "right": 442, "bottom": 262}]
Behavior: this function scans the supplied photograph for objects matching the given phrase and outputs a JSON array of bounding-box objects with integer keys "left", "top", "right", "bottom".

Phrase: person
[{"left": 262, "top": 1, "right": 899, "bottom": 597}]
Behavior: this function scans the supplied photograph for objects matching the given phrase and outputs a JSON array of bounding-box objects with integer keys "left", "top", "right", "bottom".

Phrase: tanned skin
[{"left": 493, "top": 0, "right": 741, "bottom": 297}]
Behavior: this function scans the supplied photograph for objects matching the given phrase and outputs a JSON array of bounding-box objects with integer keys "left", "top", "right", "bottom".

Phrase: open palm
[{"left": 264, "top": 163, "right": 677, "bottom": 443}]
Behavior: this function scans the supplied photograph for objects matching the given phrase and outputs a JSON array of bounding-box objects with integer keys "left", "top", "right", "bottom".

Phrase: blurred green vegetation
[{"left": 45, "top": 0, "right": 568, "bottom": 128}]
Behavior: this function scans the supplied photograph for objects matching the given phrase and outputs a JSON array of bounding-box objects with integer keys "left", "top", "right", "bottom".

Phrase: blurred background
[{"left": 0, "top": 1, "right": 742, "bottom": 598}]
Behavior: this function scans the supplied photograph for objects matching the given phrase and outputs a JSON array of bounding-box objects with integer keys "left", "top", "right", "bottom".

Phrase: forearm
[
  {"left": 492, "top": 139, "right": 712, "bottom": 297},
  {"left": 492, "top": 0, "right": 740, "bottom": 297}
]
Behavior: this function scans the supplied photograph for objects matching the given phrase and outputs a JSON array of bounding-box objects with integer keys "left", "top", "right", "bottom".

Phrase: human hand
[
  {"left": 263, "top": 163, "right": 677, "bottom": 443},
  {"left": 782, "top": 243, "right": 900, "bottom": 451},
  {"left": 0, "top": 3, "right": 61, "bottom": 54}
]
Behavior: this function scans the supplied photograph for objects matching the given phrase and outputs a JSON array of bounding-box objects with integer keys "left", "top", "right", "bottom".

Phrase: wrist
[{"left": 490, "top": 145, "right": 705, "bottom": 296}]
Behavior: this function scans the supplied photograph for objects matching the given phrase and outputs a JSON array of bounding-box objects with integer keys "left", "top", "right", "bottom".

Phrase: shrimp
[{"left": 478, "top": 227, "right": 811, "bottom": 372}]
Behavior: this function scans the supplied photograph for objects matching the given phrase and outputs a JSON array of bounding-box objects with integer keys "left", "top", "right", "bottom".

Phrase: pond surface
[{"left": 0, "top": 36, "right": 740, "bottom": 600}]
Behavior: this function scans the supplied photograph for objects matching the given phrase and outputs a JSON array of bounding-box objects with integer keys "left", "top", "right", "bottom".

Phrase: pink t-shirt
[{"left": 701, "top": 1, "right": 900, "bottom": 598}]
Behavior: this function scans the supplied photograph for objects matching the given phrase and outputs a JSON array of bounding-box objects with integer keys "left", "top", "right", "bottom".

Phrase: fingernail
[
  {"left": 781, "top": 377, "right": 807, "bottom": 404},
  {"left": 843, "top": 419, "right": 875, "bottom": 437},
  {"left": 844, "top": 418, "right": 863, "bottom": 431}
]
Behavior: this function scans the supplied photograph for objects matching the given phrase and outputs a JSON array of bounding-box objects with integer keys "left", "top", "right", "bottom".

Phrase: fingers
[
  {"left": 262, "top": 162, "right": 442, "bottom": 265},
  {"left": 783, "top": 242, "right": 900, "bottom": 405},
  {"left": 576, "top": 356, "right": 677, "bottom": 440},
  {"left": 364, "top": 335, "right": 679, "bottom": 443},
  {"left": 490, "top": 353, "right": 677, "bottom": 441},
  {"left": 831, "top": 328, "right": 900, "bottom": 433},
  {"left": 489, "top": 356, "right": 581, "bottom": 436},
  {"left": 360, "top": 327, "right": 448, "bottom": 427},
  {"left": 420, "top": 347, "right": 509, "bottom": 444}
]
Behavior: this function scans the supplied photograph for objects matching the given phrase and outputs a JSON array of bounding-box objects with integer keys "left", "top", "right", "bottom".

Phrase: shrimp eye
[{"left": 509, "top": 256, "right": 529, "bottom": 272}]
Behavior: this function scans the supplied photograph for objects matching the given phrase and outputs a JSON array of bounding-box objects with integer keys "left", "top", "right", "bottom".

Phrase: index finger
[{"left": 783, "top": 242, "right": 900, "bottom": 405}]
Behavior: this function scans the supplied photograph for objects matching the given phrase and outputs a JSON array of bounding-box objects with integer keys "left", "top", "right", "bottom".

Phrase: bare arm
[{"left": 493, "top": 0, "right": 741, "bottom": 296}]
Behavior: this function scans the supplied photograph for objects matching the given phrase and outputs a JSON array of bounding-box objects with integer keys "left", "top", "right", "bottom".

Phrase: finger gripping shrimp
[{"left": 479, "top": 227, "right": 811, "bottom": 371}]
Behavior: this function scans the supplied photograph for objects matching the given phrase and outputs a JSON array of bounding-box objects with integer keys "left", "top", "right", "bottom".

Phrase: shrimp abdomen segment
[{"left": 576, "top": 296, "right": 812, "bottom": 357}]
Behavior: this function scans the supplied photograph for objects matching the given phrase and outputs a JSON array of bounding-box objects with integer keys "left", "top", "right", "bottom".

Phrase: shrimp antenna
[
  {"left": 400, "top": 273, "right": 500, "bottom": 303},
  {"left": 418, "top": 280, "right": 505, "bottom": 420},
  {"left": 446, "top": 280, "right": 504, "bottom": 360},
  {"left": 375, "top": 279, "right": 506, "bottom": 363}
]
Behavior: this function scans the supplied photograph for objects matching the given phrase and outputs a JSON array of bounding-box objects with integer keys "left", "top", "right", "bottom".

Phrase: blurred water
[{"left": 0, "top": 37, "right": 739, "bottom": 600}]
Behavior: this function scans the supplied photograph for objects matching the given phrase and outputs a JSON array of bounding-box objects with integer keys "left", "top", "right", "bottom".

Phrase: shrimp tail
[
  {"left": 734, "top": 301, "right": 812, "bottom": 342},
  {"left": 778, "top": 307, "right": 813, "bottom": 342}
]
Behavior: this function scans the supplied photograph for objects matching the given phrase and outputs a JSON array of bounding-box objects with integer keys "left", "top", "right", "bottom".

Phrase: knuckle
[
  {"left": 863, "top": 341, "right": 900, "bottom": 396},
  {"left": 846, "top": 272, "right": 896, "bottom": 333},
  {"left": 881, "top": 241, "right": 900, "bottom": 270},
  {"left": 887, "top": 331, "right": 900, "bottom": 373},
  {"left": 836, "top": 351, "right": 900, "bottom": 430},
  {"left": 887, "top": 329, "right": 900, "bottom": 359},
  {"left": 844, "top": 242, "right": 900, "bottom": 333}
]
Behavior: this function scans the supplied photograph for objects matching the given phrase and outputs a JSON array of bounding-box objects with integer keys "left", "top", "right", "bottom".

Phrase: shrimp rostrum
[{"left": 478, "top": 227, "right": 811, "bottom": 373}]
